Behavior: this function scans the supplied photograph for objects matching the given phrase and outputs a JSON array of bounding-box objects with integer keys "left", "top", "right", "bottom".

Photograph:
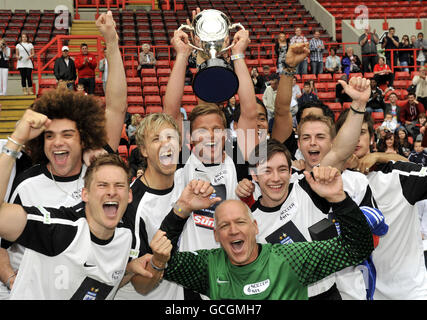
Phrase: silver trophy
[{"left": 178, "top": 9, "right": 245, "bottom": 103}]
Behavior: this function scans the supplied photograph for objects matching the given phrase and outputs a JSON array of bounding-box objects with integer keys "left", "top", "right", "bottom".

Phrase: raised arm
[
  {"left": 231, "top": 29, "right": 259, "bottom": 161},
  {"left": 320, "top": 77, "right": 371, "bottom": 171},
  {"left": 0, "top": 110, "right": 49, "bottom": 242},
  {"left": 96, "top": 11, "right": 127, "bottom": 152},
  {"left": 272, "top": 43, "right": 310, "bottom": 143},
  {"left": 276, "top": 166, "right": 373, "bottom": 286},
  {"left": 163, "top": 29, "right": 193, "bottom": 133},
  {"left": 130, "top": 179, "right": 220, "bottom": 295}
]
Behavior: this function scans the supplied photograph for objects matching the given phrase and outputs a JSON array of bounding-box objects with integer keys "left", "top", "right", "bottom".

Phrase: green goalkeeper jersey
[{"left": 162, "top": 196, "right": 374, "bottom": 300}]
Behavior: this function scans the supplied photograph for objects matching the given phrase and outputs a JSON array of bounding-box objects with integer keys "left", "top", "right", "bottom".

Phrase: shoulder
[{"left": 10, "top": 164, "right": 44, "bottom": 196}]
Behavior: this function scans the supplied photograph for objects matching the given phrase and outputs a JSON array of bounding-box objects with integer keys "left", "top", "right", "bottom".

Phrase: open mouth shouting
[
  {"left": 230, "top": 239, "right": 245, "bottom": 254},
  {"left": 52, "top": 150, "right": 70, "bottom": 165},
  {"left": 102, "top": 201, "right": 119, "bottom": 218}
]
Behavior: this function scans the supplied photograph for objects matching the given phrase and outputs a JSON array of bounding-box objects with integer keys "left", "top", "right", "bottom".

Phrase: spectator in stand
[
  {"left": 336, "top": 74, "right": 352, "bottom": 104},
  {"left": 400, "top": 92, "right": 426, "bottom": 137},
  {"left": 413, "top": 112, "right": 427, "bottom": 141},
  {"left": 359, "top": 25, "right": 379, "bottom": 73},
  {"left": 366, "top": 78, "right": 386, "bottom": 114},
  {"left": 252, "top": 65, "right": 271, "bottom": 94},
  {"left": 292, "top": 76, "right": 302, "bottom": 101},
  {"left": 99, "top": 47, "right": 108, "bottom": 94},
  {"left": 53, "top": 46, "right": 77, "bottom": 90},
  {"left": 396, "top": 127, "right": 413, "bottom": 157},
  {"left": 0, "top": 38, "right": 10, "bottom": 95},
  {"left": 399, "top": 35, "right": 412, "bottom": 73},
  {"left": 297, "top": 81, "right": 319, "bottom": 107},
  {"left": 290, "top": 28, "right": 309, "bottom": 75},
  {"left": 414, "top": 32, "right": 427, "bottom": 69},
  {"left": 275, "top": 32, "right": 289, "bottom": 74},
  {"left": 127, "top": 113, "right": 143, "bottom": 146},
  {"left": 262, "top": 73, "right": 279, "bottom": 121},
  {"left": 379, "top": 112, "right": 399, "bottom": 133},
  {"left": 15, "top": 33, "right": 35, "bottom": 95},
  {"left": 381, "top": 27, "right": 400, "bottom": 68},
  {"left": 308, "top": 79, "right": 318, "bottom": 95},
  {"left": 342, "top": 46, "right": 362, "bottom": 77},
  {"left": 413, "top": 66, "right": 427, "bottom": 108},
  {"left": 324, "top": 47, "right": 341, "bottom": 75},
  {"left": 384, "top": 92, "right": 401, "bottom": 124},
  {"left": 373, "top": 56, "right": 394, "bottom": 89},
  {"left": 137, "top": 43, "right": 156, "bottom": 74},
  {"left": 309, "top": 31, "right": 325, "bottom": 76},
  {"left": 74, "top": 43, "right": 97, "bottom": 94},
  {"left": 408, "top": 140, "right": 427, "bottom": 166},
  {"left": 377, "top": 131, "right": 400, "bottom": 154}
]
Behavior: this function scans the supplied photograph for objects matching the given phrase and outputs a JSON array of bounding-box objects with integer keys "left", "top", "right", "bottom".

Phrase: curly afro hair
[{"left": 27, "top": 88, "right": 107, "bottom": 165}]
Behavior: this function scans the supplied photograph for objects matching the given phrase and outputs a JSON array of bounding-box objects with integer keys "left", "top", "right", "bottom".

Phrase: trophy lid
[{"left": 193, "top": 9, "right": 231, "bottom": 42}]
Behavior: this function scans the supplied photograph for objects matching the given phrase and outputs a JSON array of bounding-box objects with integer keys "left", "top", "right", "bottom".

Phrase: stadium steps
[
  {"left": 0, "top": 96, "right": 35, "bottom": 139},
  {"left": 69, "top": 20, "right": 104, "bottom": 49}
]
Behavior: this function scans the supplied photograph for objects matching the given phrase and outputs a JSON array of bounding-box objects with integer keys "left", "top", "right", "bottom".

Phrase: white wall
[{"left": 299, "top": 0, "right": 336, "bottom": 41}]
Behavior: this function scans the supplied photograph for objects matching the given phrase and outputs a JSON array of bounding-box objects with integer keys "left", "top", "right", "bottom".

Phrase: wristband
[
  {"left": 7, "top": 136, "right": 25, "bottom": 148},
  {"left": 2, "top": 145, "right": 22, "bottom": 159},
  {"left": 150, "top": 258, "right": 167, "bottom": 272},
  {"left": 6, "top": 272, "right": 16, "bottom": 290},
  {"left": 350, "top": 105, "right": 366, "bottom": 114},
  {"left": 231, "top": 53, "right": 245, "bottom": 61}
]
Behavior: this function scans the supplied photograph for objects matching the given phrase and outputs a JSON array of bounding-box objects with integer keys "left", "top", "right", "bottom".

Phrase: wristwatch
[{"left": 2, "top": 145, "right": 22, "bottom": 159}]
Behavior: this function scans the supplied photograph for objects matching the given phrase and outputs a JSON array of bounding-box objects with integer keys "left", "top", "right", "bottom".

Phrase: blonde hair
[
  {"left": 188, "top": 103, "right": 227, "bottom": 133},
  {"left": 297, "top": 113, "right": 336, "bottom": 140},
  {"left": 135, "top": 113, "right": 180, "bottom": 148}
]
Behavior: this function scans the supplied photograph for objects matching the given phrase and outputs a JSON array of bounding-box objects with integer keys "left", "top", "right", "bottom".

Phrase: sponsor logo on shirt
[
  {"left": 243, "top": 279, "right": 270, "bottom": 296},
  {"left": 194, "top": 214, "right": 215, "bottom": 230},
  {"left": 112, "top": 270, "right": 125, "bottom": 281},
  {"left": 279, "top": 202, "right": 296, "bottom": 221},
  {"left": 213, "top": 170, "right": 227, "bottom": 184}
]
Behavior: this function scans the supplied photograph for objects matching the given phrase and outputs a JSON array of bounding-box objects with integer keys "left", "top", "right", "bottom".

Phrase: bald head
[{"left": 214, "top": 200, "right": 253, "bottom": 228}]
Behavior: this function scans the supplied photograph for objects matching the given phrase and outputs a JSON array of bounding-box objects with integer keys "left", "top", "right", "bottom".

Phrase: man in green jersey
[{"left": 132, "top": 166, "right": 374, "bottom": 300}]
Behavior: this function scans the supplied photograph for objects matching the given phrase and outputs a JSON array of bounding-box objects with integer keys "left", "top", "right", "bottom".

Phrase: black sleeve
[
  {"left": 121, "top": 201, "right": 150, "bottom": 258},
  {"left": 358, "top": 184, "right": 378, "bottom": 208},
  {"left": 378, "top": 161, "right": 427, "bottom": 205},
  {"left": 14, "top": 206, "right": 78, "bottom": 257},
  {"left": 53, "top": 59, "right": 60, "bottom": 79},
  {"left": 160, "top": 209, "right": 188, "bottom": 252}
]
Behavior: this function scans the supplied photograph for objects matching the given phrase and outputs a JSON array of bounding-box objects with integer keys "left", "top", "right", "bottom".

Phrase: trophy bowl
[{"left": 178, "top": 9, "right": 245, "bottom": 103}]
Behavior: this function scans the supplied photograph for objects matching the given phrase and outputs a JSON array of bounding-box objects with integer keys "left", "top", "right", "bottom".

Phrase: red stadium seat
[
  {"left": 371, "top": 112, "right": 384, "bottom": 123},
  {"left": 142, "top": 85, "right": 159, "bottom": 95},
  {"left": 317, "top": 91, "right": 336, "bottom": 102},
  {"left": 325, "top": 102, "right": 342, "bottom": 112},
  {"left": 142, "top": 77, "right": 158, "bottom": 86},
  {"left": 317, "top": 73, "right": 332, "bottom": 82},
  {"left": 145, "top": 106, "right": 163, "bottom": 114},
  {"left": 140, "top": 68, "right": 156, "bottom": 77},
  {"left": 144, "top": 94, "right": 162, "bottom": 106},
  {"left": 127, "top": 106, "right": 145, "bottom": 115}
]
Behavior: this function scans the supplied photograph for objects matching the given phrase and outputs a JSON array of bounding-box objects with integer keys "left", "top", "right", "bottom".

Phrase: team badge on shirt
[
  {"left": 265, "top": 221, "right": 307, "bottom": 244},
  {"left": 70, "top": 277, "right": 114, "bottom": 300}
]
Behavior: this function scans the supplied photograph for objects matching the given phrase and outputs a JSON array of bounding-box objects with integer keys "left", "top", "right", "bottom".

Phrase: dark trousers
[
  {"left": 78, "top": 77, "right": 95, "bottom": 94},
  {"left": 18, "top": 67, "right": 33, "bottom": 88},
  {"left": 362, "top": 55, "right": 378, "bottom": 73},
  {"left": 374, "top": 73, "right": 394, "bottom": 87}
]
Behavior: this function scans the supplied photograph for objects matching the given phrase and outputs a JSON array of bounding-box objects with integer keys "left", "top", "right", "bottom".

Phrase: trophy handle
[
  {"left": 220, "top": 23, "right": 246, "bottom": 54},
  {"left": 177, "top": 24, "right": 205, "bottom": 52}
]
